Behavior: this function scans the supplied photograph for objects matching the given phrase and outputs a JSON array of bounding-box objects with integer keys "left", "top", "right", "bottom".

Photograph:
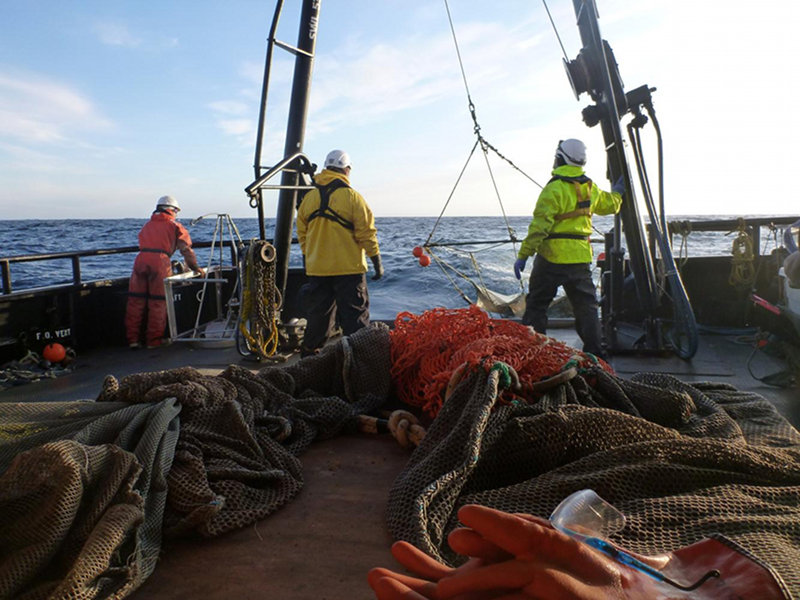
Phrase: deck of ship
[{"left": 2, "top": 328, "right": 798, "bottom": 600}]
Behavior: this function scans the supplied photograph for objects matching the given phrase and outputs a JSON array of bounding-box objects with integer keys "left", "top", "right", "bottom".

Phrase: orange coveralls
[{"left": 125, "top": 210, "right": 199, "bottom": 347}]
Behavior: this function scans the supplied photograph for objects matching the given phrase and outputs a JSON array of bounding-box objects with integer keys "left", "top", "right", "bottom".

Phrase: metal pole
[
  {"left": 253, "top": 1, "right": 285, "bottom": 241},
  {"left": 272, "top": 0, "right": 320, "bottom": 311},
  {"left": 571, "top": 0, "right": 660, "bottom": 346}
]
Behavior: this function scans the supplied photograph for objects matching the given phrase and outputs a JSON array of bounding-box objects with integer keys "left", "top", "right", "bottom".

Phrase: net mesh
[
  {"left": 0, "top": 324, "right": 391, "bottom": 600},
  {"left": 390, "top": 304, "right": 611, "bottom": 418},
  {"left": 387, "top": 311, "right": 800, "bottom": 595},
  {"left": 1, "top": 308, "right": 800, "bottom": 597}
]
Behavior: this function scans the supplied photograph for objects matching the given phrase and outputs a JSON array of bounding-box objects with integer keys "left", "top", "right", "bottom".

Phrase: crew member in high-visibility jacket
[
  {"left": 125, "top": 195, "right": 204, "bottom": 348},
  {"left": 296, "top": 149, "right": 383, "bottom": 357},
  {"left": 514, "top": 139, "right": 624, "bottom": 358}
]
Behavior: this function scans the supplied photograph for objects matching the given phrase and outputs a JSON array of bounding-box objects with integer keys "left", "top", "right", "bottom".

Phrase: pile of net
[
  {"left": 387, "top": 313, "right": 800, "bottom": 595},
  {"left": 0, "top": 326, "right": 390, "bottom": 600},
  {"left": 390, "top": 304, "right": 611, "bottom": 418},
  {"left": 2, "top": 305, "right": 800, "bottom": 597}
]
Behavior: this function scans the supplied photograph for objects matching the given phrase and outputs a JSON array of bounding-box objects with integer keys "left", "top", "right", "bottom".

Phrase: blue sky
[{"left": 1, "top": 0, "right": 798, "bottom": 220}]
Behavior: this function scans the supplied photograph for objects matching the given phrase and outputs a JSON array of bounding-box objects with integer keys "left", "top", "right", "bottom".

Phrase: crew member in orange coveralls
[{"left": 125, "top": 195, "right": 204, "bottom": 348}]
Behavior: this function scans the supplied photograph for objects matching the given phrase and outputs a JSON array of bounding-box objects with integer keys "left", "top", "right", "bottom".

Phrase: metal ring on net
[{"left": 260, "top": 243, "right": 276, "bottom": 263}]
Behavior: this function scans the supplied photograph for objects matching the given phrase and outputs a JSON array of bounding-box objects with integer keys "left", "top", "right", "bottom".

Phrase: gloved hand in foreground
[
  {"left": 513, "top": 257, "right": 527, "bottom": 280},
  {"left": 370, "top": 254, "right": 384, "bottom": 281},
  {"left": 368, "top": 504, "right": 658, "bottom": 600},
  {"left": 612, "top": 175, "right": 626, "bottom": 196}
]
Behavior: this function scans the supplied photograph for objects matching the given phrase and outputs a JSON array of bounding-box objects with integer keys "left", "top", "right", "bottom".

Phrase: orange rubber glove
[{"left": 369, "top": 504, "right": 662, "bottom": 600}]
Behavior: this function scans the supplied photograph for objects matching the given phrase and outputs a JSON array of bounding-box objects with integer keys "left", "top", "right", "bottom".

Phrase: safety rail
[
  {"left": 0, "top": 240, "right": 239, "bottom": 296},
  {"left": 648, "top": 216, "right": 800, "bottom": 258}
]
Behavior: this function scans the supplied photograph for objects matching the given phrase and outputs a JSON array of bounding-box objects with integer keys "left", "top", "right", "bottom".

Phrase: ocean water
[{"left": 0, "top": 215, "right": 779, "bottom": 320}]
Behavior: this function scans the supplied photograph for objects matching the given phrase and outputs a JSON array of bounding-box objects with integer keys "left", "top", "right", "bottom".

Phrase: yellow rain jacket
[
  {"left": 518, "top": 164, "right": 622, "bottom": 264},
  {"left": 297, "top": 169, "right": 380, "bottom": 276}
]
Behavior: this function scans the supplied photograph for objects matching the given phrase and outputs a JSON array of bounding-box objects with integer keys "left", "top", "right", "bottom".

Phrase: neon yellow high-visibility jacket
[
  {"left": 297, "top": 169, "right": 380, "bottom": 276},
  {"left": 518, "top": 164, "right": 622, "bottom": 264}
]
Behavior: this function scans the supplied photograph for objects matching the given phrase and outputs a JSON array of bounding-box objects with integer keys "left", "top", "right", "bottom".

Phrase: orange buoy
[
  {"left": 43, "top": 343, "right": 67, "bottom": 363},
  {"left": 412, "top": 246, "right": 424, "bottom": 258},
  {"left": 419, "top": 254, "right": 431, "bottom": 267}
]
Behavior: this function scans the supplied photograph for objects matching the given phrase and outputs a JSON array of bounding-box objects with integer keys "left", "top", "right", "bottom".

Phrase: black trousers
[
  {"left": 301, "top": 273, "right": 370, "bottom": 352},
  {"left": 522, "top": 255, "right": 604, "bottom": 356}
]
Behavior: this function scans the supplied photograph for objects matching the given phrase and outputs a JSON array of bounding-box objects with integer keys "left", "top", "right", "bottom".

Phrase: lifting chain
[
  {"left": 728, "top": 219, "right": 756, "bottom": 289},
  {"left": 238, "top": 240, "right": 279, "bottom": 359}
]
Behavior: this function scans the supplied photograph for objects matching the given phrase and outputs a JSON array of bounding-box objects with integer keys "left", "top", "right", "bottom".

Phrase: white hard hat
[
  {"left": 555, "top": 139, "right": 587, "bottom": 166},
  {"left": 324, "top": 149, "right": 352, "bottom": 170},
  {"left": 156, "top": 195, "right": 180, "bottom": 212}
]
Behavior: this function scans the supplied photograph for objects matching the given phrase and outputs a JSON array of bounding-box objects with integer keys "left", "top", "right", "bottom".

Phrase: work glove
[
  {"left": 612, "top": 175, "right": 625, "bottom": 196},
  {"left": 513, "top": 257, "right": 527, "bottom": 280},
  {"left": 370, "top": 254, "right": 384, "bottom": 281},
  {"left": 368, "top": 504, "right": 659, "bottom": 599}
]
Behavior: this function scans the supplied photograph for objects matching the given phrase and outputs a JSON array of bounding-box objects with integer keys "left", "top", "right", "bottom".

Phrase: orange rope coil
[{"left": 390, "top": 305, "right": 612, "bottom": 418}]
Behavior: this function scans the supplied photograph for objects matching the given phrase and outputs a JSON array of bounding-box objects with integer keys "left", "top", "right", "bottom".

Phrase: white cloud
[
  {"left": 94, "top": 22, "right": 142, "bottom": 48},
  {"left": 217, "top": 118, "right": 253, "bottom": 136},
  {"left": 0, "top": 72, "right": 112, "bottom": 144},
  {"left": 208, "top": 100, "right": 249, "bottom": 116}
]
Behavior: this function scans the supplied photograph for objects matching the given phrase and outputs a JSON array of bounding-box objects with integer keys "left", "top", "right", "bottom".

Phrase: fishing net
[
  {"left": 0, "top": 324, "right": 391, "bottom": 600},
  {"left": 387, "top": 342, "right": 800, "bottom": 596},
  {"left": 390, "top": 304, "right": 611, "bottom": 418},
  {"left": 2, "top": 306, "right": 800, "bottom": 597}
]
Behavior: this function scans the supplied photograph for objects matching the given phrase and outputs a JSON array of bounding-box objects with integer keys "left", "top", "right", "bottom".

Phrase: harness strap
[
  {"left": 140, "top": 247, "right": 171, "bottom": 256},
  {"left": 545, "top": 232, "right": 590, "bottom": 241},
  {"left": 308, "top": 179, "right": 354, "bottom": 230},
  {"left": 553, "top": 179, "right": 592, "bottom": 222}
]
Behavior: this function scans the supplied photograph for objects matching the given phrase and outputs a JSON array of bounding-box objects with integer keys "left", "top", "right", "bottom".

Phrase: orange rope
[{"left": 390, "top": 305, "right": 612, "bottom": 418}]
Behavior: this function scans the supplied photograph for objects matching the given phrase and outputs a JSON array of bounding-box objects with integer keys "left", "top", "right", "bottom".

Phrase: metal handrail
[
  {"left": 244, "top": 151, "right": 315, "bottom": 197},
  {"left": 649, "top": 216, "right": 800, "bottom": 259},
  {"left": 0, "top": 240, "right": 240, "bottom": 295}
]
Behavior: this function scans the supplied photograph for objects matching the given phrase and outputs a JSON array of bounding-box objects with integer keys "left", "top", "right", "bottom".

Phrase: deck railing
[
  {"left": 0, "top": 240, "right": 239, "bottom": 296},
  {"left": 649, "top": 216, "right": 799, "bottom": 259}
]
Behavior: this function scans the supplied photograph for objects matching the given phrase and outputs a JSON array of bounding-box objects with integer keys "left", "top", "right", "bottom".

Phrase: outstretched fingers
[
  {"left": 368, "top": 570, "right": 436, "bottom": 600},
  {"left": 448, "top": 527, "right": 513, "bottom": 563},
  {"left": 390, "top": 541, "right": 455, "bottom": 580},
  {"left": 455, "top": 505, "right": 556, "bottom": 557}
]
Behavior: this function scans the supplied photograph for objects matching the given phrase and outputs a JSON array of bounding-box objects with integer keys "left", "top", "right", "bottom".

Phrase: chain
[
  {"left": 728, "top": 219, "right": 756, "bottom": 289},
  {"left": 239, "top": 240, "right": 279, "bottom": 358}
]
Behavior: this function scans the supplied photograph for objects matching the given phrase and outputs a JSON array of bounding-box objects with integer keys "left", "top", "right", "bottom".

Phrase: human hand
[
  {"left": 368, "top": 541, "right": 500, "bottom": 600},
  {"left": 193, "top": 267, "right": 206, "bottom": 278},
  {"left": 513, "top": 258, "right": 527, "bottom": 280},
  {"left": 438, "top": 504, "right": 635, "bottom": 599},
  {"left": 369, "top": 504, "right": 657, "bottom": 600},
  {"left": 371, "top": 254, "right": 384, "bottom": 281},
  {"left": 612, "top": 175, "right": 625, "bottom": 196}
]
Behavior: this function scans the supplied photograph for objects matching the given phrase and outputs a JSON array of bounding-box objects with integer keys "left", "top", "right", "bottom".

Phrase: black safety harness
[
  {"left": 307, "top": 179, "right": 354, "bottom": 230},
  {"left": 545, "top": 174, "right": 593, "bottom": 241}
]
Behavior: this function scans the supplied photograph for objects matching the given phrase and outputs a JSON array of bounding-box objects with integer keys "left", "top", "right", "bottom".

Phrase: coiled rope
[
  {"left": 238, "top": 240, "right": 279, "bottom": 359},
  {"left": 357, "top": 410, "right": 427, "bottom": 449}
]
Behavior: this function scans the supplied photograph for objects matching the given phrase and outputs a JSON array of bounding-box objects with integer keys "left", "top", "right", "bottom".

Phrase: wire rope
[
  {"left": 432, "top": 0, "right": 545, "bottom": 303},
  {"left": 541, "top": 0, "right": 570, "bottom": 61},
  {"left": 426, "top": 140, "right": 479, "bottom": 246}
]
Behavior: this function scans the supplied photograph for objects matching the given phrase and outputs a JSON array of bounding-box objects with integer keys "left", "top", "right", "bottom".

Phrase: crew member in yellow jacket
[
  {"left": 296, "top": 149, "right": 383, "bottom": 356},
  {"left": 514, "top": 139, "right": 624, "bottom": 358}
]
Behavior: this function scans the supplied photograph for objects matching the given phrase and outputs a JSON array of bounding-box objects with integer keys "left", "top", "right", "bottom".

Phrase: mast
[
  {"left": 566, "top": 0, "right": 661, "bottom": 350},
  {"left": 271, "top": 0, "right": 320, "bottom": 304}
]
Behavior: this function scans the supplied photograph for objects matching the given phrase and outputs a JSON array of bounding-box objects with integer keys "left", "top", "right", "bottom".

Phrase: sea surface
[{"left": 0, "top": 215, "right": 780, "bottom": 320}]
